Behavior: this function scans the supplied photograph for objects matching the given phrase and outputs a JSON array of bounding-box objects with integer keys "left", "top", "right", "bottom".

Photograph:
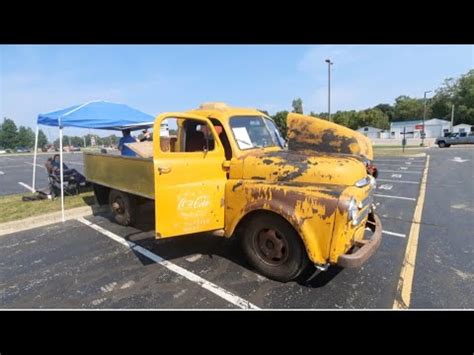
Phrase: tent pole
[
  {"left": 32, "top": 125, "right": 39, "bottom": 192},
  {"left": 59, "top": 127, "right": 65, "bottom": 222}
]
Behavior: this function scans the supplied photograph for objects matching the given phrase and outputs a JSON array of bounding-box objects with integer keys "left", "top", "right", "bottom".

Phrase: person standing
[{"left": 118, "top": 129, "right": 138, "bottom": 157}]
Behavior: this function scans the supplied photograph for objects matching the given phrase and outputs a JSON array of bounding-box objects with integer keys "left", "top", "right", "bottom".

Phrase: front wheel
[
  {"left": 108, "top": 190, "right": 138, "bottom": 226},
  {"left": 241, "top": 213, "right": 310, "bottom": 282},
  {"left": 438, "top": 141, "right": 446, "bottom": 148}
]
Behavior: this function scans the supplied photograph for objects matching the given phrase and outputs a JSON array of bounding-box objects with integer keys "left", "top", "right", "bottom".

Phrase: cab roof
[{"left": 188, "top": 102, "right": 268, "bottom": 120}]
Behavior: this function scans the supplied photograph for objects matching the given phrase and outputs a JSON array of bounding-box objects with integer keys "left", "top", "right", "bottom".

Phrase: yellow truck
[{"left": 84, "top": 103, "right": 382, "bottom": 282}]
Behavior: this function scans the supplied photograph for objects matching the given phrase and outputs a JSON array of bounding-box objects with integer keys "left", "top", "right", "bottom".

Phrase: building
[
  {"left": 357, "top": 126, "right": 383, "bottom": 139},
  {"left": 452, "top": 123, "right": 473, "bottom": 136},
  {"left": 389, "top": 118, "right": 450, "bottom": 139}
]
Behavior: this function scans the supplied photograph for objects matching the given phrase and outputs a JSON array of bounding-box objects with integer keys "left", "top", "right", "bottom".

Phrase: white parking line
[
  {"left": 366, "top": 228, "right": 406, "bottom": 238},
  {"left": 377, "top": 179, "right": 419, "bottom": 184},
  {"left": 378, "top": 170, "right": 422, "bottom": 174},
  {"left": 374, "top": 194, "right": 416, "bottom": 201},
  {"left": 24, "top": 162, "right": 43, "bottom": 168},
  {"left": 374, "top": 159, "right": 425, "bottom": 162},
  {"left": 18, "top": 182, "right": 35, "bottom": 192},
  {"left": 375, "top": 163, "right": 424, "bottom": 168},
  {"left": 76, "top": 217, "right": 260, "bottom": 310},
  {"left": 0, "top": 171, "right": 4, "bottom": 175}
]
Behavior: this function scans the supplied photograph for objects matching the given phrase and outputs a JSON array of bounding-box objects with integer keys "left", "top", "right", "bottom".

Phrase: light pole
[
  {"left": 325, "top": 59, "right": 333, "bottom": 121},
  {"left": 422, "top": 90, "right": 432, "bottom": 146}
]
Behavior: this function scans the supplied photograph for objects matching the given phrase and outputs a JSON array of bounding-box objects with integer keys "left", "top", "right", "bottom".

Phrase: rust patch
[
  {"left": 243, "top": 183, "right": 339, "bottom": 230},
  {"left": 231, "top": 181, "right": 243, "bottom": 192},
  {"left": 289, "top": 127, "right": 358, "bottom": 155}
]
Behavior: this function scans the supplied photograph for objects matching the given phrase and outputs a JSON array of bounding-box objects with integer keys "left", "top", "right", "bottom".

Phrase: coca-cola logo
[{"left": 178, "top": 195, "right": 211, "bottom": 210}]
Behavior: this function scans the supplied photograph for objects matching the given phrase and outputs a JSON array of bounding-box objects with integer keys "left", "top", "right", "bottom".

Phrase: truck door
[{"left": 153, "top": 113, "right": 227, "bottom": 238}]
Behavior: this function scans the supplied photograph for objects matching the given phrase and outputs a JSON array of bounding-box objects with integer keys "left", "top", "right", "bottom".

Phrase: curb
[{"left": 0, "top": 205, "right": 108, "bottom": 237}]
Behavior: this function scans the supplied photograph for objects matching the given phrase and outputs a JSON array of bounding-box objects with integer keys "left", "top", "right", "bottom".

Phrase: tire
[
  {"left": 438, "top": 141, "right": 446, "bottom": 148},
  {"left": 446, "top": 144, "right": 451, "bottom": 147},
  {"left": 108, "top": 190, "right": 138, "bottom": 226},
  {"left": 241, "top": 213, "right": 310, "bottom": 282}
]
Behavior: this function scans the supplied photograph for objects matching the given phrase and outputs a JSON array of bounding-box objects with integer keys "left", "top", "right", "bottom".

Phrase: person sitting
[
  {"left": 118, "top": 129, "right": 138, "bottom": 156},
  {"left": 50, "top": 154, "right": 87, "bottom": 186}
]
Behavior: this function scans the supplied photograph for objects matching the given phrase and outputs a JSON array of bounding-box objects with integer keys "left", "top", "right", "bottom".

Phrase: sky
[{"left": 1, "top": 45, "right": 473, "bottom": 139}]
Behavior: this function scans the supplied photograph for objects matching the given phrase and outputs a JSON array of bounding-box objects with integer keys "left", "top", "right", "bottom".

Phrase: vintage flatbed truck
[{"left": 84, "top": 103, "right": 382, "bottom": 282}]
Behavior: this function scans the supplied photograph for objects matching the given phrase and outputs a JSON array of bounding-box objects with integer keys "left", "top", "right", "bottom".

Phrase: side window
[{"left": 159, "top": 118, "right": 216, "bottom": 153}]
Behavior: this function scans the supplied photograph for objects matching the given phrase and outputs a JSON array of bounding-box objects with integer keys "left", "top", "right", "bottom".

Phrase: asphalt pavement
[{"left": 0, "top": 147, "right": 472, "bottom": 309}]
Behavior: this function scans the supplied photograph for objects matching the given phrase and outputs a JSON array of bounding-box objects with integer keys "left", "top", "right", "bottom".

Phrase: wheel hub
[
  {"left": 112, "top": 198, "right": 124, "bottom": 214},
  {"left": 257, "top": 228, "right": 288, "bottom": 265}
]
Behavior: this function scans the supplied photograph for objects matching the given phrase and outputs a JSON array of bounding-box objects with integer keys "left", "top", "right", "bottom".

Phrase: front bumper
[{"left": 336, "top": 213, "right": 382, "bottom": 268}]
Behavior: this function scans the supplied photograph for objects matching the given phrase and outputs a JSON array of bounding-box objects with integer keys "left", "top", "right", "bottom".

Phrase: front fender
[{"left": 225, "top": 180, "right": 343, "bottom": 264}]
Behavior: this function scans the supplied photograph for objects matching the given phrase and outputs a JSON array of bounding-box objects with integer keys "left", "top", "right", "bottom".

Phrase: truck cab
[{"left": 85, "top": 102, "right": 382, "bottom": 282}]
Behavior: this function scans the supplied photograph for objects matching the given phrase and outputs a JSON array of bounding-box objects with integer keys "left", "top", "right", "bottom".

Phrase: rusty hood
[
  {"left": 286, "top": 113, "right": 374, "bottom": 160},
  {"left": 239, "top": 150, "right": 367, "bottom": 187}
]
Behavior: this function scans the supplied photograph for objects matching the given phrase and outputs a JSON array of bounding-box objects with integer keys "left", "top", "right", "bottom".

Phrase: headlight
[{"left": 347, "top": 198, "right": 358, "bottom": 222}]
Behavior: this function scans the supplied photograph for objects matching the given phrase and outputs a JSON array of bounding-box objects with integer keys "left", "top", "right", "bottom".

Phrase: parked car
[
  {"left": 435, "top": 132, "right": 474, "bottom": 147},
  {"left": 15, "top": 147, "right": 31, "bottom": 153},
  {"left": 0, "top": 147, "right": 7, "bottom": 154}
]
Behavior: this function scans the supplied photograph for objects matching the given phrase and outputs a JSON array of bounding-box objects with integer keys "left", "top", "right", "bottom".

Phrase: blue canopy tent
[{"left": 32, "top": 100, "right": 155, "bottom": 221}]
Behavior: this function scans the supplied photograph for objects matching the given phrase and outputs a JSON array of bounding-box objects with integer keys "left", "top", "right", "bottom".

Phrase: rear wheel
[
  {"left": 108, "top": 190, "right": 138, "bottom": 226},
  {"left": 241, "top": 213, "right": 310, "bottom": 282}
]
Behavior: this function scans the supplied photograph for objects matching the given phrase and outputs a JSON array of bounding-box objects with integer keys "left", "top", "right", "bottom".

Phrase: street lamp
[
  {"left": 325, "top": 59, "right": 333, "bottom": 121},
  {"left": 422, "top": 90, "right": 432, "bottom": 146}
]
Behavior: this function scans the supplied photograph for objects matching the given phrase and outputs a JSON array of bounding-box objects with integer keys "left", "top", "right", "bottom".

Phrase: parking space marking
[
  {"left": 393, "top": 155, "right": 430, "bottom": 309},
  {"left": 366, "top": 228, "right": 406, "bottom": 238},
  {"left": 77, "top": 217, "right": 260, "bottom": 310},
  {"left": 375, "top": 164, "right": 424, "bottom": 168},
  {"left": 24, "top": 162, "right": 43, "bottom": 168},
  {"left": 377, "top": 179, "right": 419, "bottom": 184},
  {"left": 18, "top": 182, "right": 35, "bottom": 192},
  {"left": 378, "top": 170, "right": 422, "bottom": 174},
  {"left": 374, "top": 194, "right": 416, "bottom": 201}
]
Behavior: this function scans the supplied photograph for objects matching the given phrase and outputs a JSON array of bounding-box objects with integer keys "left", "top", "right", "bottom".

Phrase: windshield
[{"left": 229, "top": 116, "right": 284, "bottom": 150}]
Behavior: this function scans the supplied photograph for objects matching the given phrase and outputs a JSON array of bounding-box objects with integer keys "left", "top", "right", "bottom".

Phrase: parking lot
[
  {"left": 1, "top": 147, "right": 473, "bottom": 309},
  {"left": 0, "top": 152, "right": 84, "bottom": 195}
]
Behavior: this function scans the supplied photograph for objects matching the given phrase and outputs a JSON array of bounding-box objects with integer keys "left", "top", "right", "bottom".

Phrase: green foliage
[
  {"left": 393, "top": 95, "right": 430, "bottom": 120},
  {"left": 37, "top": 129, "right": 48, "bottom": 147},
  {"left": 271, "top": 110, "right": 289, "bottom": 138},
  {"left": 291, "top": 98, "right": 303, "bottom": 114},
  {"left": 431, "top": 69, "right": 474, "bottom": 125},
  {"left": 0, "top": 118, "right": 19, "bottom": 149},
  {"left": 16, "top": 126, "right": 35, "bottom": 148}
]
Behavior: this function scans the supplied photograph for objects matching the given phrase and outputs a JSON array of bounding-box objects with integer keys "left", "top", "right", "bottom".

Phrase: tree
[
  {"left": 309, "top": 111, "right": 329, "bottom": 120},
  {"left": 431, "top": 69, "right": 474, "bottom": 125},
  {"left": 0, "top": 118, "right": 19, "bottom": 149},
  {"left": 393, "top": 95, "right": 430, "bottom": 121},
  {"left": 16, "top": 126, "right": 35, "bottom": 148},
  {"left": 271, "top": 111, "right": 289, "bottom": 138},
  {"left": 374, "top": 103, "right": 395, "bottom": 121},
  {"left": 37, "top": 129, "right": 48, "bottom": 147},
  {"left": 291, "top": 98, "right": 303, "bottom": 114},
  {"left": 355, "top": 109, "right": 390, "bottom": 130}
]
